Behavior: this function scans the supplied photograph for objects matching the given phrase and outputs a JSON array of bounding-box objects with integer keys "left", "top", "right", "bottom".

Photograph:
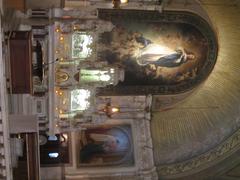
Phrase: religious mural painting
[
  {"left": 99, "top": 21, "right": 207, "bottom": 85},
  {"left": 97, "top": 10, "right": 218, "bottom": 95},
  {"left": 78, "top": 124, "right": 134, "bottom": 166}
]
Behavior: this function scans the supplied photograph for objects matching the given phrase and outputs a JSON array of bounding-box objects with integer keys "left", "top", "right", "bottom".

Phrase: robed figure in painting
[{"left": 136, "top": 44, "right": 195, "bottom": 67}]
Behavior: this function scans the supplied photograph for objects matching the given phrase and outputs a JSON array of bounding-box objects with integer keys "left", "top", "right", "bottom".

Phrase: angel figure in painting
[{"left": 136, "top": 44, "right": 195, "bottom": 68}]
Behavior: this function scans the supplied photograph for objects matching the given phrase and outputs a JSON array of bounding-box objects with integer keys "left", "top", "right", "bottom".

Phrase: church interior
[{"left": 0, "top": 0, "right": 240, "bottom": 179}]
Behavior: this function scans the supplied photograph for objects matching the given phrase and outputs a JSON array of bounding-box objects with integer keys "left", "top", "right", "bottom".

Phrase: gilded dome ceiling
[{"left": 150, "top": 3, "right": 240, "bottom": 179}]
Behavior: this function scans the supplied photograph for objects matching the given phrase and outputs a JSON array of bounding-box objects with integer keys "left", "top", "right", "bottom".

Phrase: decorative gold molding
[{"left": 158, "top": 128, "right": 240, "bottom": 177}]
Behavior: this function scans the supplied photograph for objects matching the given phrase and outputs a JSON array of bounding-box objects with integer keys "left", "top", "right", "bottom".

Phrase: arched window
[
  {"left": 72, "top": 32, "right": 93, "bottom": 59},
  {"left": 70, "top": 89, "right": 91, "bottom": 111}
]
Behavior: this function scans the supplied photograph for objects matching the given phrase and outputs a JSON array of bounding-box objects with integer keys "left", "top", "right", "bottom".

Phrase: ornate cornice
[{"left": 157, "top": 128, "right": 240, "bottom": 178}]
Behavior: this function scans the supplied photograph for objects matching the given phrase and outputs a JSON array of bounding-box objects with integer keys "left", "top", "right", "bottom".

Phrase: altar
[
  {"left": 48, "top": 9, "right": 126, "bottom": 134},
  {"left": 40, "top": 8, "right": 157, "bottom": 180}
]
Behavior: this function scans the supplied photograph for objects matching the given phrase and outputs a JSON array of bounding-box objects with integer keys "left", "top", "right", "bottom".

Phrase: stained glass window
[
  {"left": 72, "top": 33, "right": 93, "bottom": 59},
  {"left": 80, "top": 69, "right": 111, "bottom": 82},
  {"left": 71, "top": 89, "right": 91, "bottom": 111}
]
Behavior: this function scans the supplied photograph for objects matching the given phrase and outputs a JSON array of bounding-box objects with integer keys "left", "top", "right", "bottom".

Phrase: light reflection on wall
[
  {"left": 142, "top": 44, "right": 173, "bottom": 55},
  {"left": 137, "top": 44, "right": 174, "bottom": 60},
  {"left": 48, "top": 135, "right": 58, "bottom": 141},
  {"left": 48, "top": 152, "right": 59, "bottom": 158}
]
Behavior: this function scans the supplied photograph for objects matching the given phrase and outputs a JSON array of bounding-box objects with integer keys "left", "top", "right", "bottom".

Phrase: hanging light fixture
[
  {"left": 111, "top": 107, "right": 120, "bottom": 113},
  {"left": 59, "top": 36, "right": 64, "bottom": 41},
  {"left": 102, "top": 102, "right": 120, "bottom": 118},
  {"left": 120, "top": 0, "right": 128, "bottom": 3}
]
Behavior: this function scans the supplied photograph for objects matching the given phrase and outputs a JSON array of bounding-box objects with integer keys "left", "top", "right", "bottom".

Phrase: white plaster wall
[{"left": 26, "top": 0, "right": 61, "bottom": 9}]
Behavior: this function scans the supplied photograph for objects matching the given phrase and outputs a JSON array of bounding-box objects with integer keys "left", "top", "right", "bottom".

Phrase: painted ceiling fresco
[{"left": 97, "top": 10, "right": 218, "bottom": 95}]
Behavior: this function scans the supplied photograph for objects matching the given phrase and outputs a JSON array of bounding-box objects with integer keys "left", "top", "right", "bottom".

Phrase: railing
[{"left": 0, "top": 15, "right": 13, "bottom": 180}]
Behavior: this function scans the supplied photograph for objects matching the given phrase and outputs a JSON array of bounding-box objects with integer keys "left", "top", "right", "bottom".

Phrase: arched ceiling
[{"left": 151, "top": 1, "right": 240, "bottom": 179}]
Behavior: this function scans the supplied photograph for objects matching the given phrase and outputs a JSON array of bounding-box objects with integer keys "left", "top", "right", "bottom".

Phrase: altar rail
[{"left": 0, "top": 16, "right": 13, "bottom": 180}]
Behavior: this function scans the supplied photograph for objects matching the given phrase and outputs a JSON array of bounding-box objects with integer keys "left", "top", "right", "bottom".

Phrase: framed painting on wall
[{"left": 77, "top": 124, "right": 134, "bottom": 167}]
